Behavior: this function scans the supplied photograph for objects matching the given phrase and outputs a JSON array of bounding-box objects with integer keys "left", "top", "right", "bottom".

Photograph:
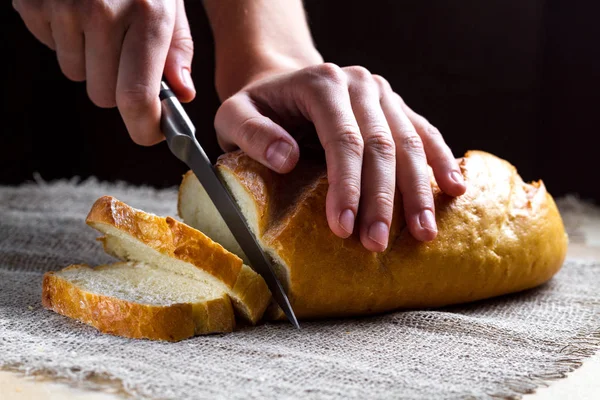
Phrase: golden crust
[
  {"left": 213, "top": 150, "right": 569, "bottom": 320},
  {"left": 41, "top": 264, "right": 234, "bottom": 342},
  {"left": 85, "top": 196, "right": 271, "bottom": 324},
  {"left": 86, "top": 196, "right": 242, "bottom": 288}
]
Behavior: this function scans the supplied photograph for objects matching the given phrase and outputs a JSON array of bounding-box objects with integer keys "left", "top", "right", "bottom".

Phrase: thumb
[{"left": 164, "top": 0, "right": 195, "bottom": 103}]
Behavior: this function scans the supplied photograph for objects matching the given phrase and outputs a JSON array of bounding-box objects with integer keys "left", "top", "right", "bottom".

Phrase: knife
[{"left": 158, "top": 80, "right": 300, "bottom": 329}]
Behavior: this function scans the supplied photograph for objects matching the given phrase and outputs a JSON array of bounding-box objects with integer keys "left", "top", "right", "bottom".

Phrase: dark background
[{"left": 1, "top": 1, "right": 598, "bottom": 201}]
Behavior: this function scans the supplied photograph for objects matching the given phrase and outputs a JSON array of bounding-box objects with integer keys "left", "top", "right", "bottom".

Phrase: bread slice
[
  {"left": 178, "top": 169, "right": 284, "bottom": 320},
  {"left": 178, "top": 150, "right": 568, "bottom": 320},
  {"left": 42, "top": 262, "right": 235, "bottom": 342},
  {"left": 178, "top": 170, "right": 249, "bottom": 263},
  {"left": 85, "top": 196, "right": 271, "bottom": 324}
]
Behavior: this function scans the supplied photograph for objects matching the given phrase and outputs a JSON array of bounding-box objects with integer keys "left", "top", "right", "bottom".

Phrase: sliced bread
[
  {"left": 85, "top": 196, "right": 272, "bottom": 324},
  {"left": 42, "top": 262, "right": 235, "bottom": 342}
]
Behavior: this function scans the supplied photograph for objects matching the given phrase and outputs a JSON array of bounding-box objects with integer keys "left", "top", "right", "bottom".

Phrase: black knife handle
[{"left": 159, "top": 83, "right": 175, "bottom": 101}]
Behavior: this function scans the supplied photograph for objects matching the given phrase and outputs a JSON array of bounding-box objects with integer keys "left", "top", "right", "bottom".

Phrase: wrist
[{"left": 215, "top": 46, "right": 323, "bottom": 101}]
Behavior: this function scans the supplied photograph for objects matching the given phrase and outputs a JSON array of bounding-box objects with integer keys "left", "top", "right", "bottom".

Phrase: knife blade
[{"left": 158, "top": 80, "right": 300, "bottom": 329}]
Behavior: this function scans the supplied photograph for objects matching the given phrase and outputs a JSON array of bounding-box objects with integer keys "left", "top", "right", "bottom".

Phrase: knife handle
[
  {"left": 159, "top": 81, "right": 195, "bottom": 137},
  {"left": 159, "top": 81, "right": 210, "bottom": 167}
]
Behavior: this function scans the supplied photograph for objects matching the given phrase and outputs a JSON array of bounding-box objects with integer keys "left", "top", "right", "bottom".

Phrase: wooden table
[{"left": 3, "top": 244, "right": 599, "bottom": 399}]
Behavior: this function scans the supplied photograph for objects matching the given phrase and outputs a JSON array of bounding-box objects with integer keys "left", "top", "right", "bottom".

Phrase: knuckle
[
  {"left": 400, "top": 134, "right": 424, "bottom": 154},
  {"left": 131, "top": 0, "right": 174, "bottom": 30},
  {"left": 424, "top": 124, "right": 442, "bottom": 140},
  {"left": 235, "top": 117, "right": 269, "bottom": 146},
  {"left": 372, "top": 74, "right": 391, "bottom": 92},
  {"left": 132, "top": 0, "right": 162, "bottom": 15},
  {"left": 303, "top": 63, "right": 346, "bottom": 92},
  {"left": 403, "top": 181, "right": 433, "bottom": 202},
  {"left": 371, "top": 192, "right": 395, "bottom": 213},
  {"left": 330, "top": 174, "right": 361, "bottom": 200},
  {"left": 315, "top": 62, "right": 345, "bottom": 82},
  {"left": 85, "top": 0, "right": 118, "bottom": 26},
  {"left": 325, "top": 127, "right": 364, "bottom": 158},
  {"left": 116, "top": 84, "right": 154, "bottom": 113},
  {"left": 364, "top": 130, "right": 395, "bottom": 159},
  {"left": 344, "top": 182, "right": 362, "bottom": 200},
  {"left": 344, "top": 65, "right": 372, "bottom": 82},
  {"left": 171, "top": 31, "right": 194, "bottom": 54}
]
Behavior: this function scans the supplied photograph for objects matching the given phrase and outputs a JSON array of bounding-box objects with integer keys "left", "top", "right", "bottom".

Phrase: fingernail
[
  {"left": 338, "top": 209, "right": 355, "bottom": 235},
  {"left": 450, "top": 171, "right": 464, "bottom": 185},
  {"left": 181, "top": 68, "right": 195, "bottom": 91},
  {"left": 419, "top": 210, "right": 437, "bottom": 233},
  {"left": 265, "top": 140, "right": 293, "bottom": 170},
  {"left": 368, "top": 221, "right": 389, "bottom": 247}
]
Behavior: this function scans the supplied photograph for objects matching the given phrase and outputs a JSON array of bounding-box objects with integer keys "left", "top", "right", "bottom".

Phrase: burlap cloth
[{"left": 0, "top": 178, "right": 599, "bottom": 400}]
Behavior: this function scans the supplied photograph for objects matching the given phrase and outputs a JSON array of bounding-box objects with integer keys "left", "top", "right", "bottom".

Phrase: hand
[
  {"left": 215, "top": 64, "right": 467, "bottom": 252},
  {"left": 13, "top": 0, "right": 195, "bottom": 145}
]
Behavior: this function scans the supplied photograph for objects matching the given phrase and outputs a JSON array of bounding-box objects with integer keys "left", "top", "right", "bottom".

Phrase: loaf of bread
[{"left": 178, "top": 150, "right": 569, "bottom": 320}]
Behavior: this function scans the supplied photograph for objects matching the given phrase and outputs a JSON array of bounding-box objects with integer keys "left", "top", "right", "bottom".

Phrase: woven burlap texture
[{"left": 0, "top": 179, "right": 599, "bottom": 400}]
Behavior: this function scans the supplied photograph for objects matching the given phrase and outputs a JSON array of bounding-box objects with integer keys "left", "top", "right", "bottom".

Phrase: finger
[
  {"left": 116, "top": 2, "right": 175, "bottom": 146},
  {"left": 345, "top": 67, "right": 395, "bottom": 252},
  {"left": 214, "top": 93, "right": 299, "bottom": 173},
  {"left": 84, "top": 6, "right": 124, "bottom": 108},
  {"left": 298, "top": 63, "right": 364, "bottom": 239},
  {"left": 50, "top": 2, "right": 85, "bottom": 81},
  {"left": 14, "top": 0, "right": 55, "bottom": 50},
  {"left": 379, "top": 87, "right": 437, "bottom": 242},
  {"left": 164, "top": 0, "right": 195, "bottom": 103},
  {"left": 401, "top": 102, "right": 466, "bottom": 197}
]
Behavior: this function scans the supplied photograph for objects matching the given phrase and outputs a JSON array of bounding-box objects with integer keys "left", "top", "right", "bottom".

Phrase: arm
[{"left": 203, "top": 0, "right": 323, "bottom": 100}]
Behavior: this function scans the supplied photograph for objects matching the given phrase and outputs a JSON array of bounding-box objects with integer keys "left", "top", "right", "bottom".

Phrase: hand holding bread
[{"left": 215, "top": 64, "right": 467, "bottom": 252}]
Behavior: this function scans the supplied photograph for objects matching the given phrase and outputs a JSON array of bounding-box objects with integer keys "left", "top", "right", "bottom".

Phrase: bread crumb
[{"left": 28, "top": 306, "right": 33, "bottom": 311}]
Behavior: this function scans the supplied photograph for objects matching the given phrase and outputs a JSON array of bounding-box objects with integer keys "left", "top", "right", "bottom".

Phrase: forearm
[{"left": 203, "top": 0, "right": 323, "bottom": 100}]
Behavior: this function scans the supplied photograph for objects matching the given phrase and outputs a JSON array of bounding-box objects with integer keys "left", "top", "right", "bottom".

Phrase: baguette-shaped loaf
[
  {"left": 42, "top": 262, "right": 235, "bottom": 341},
  {"left": 86, "top": 196, "right": 271, "bottom": 324},
  {"left": 178, "top": 150, "right": 569, "bottom": 320}
]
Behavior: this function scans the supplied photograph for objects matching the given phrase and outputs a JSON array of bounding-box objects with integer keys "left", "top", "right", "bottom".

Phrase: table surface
[{"left": 2, "top": 240, "right": 600, "bottom": 400}]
